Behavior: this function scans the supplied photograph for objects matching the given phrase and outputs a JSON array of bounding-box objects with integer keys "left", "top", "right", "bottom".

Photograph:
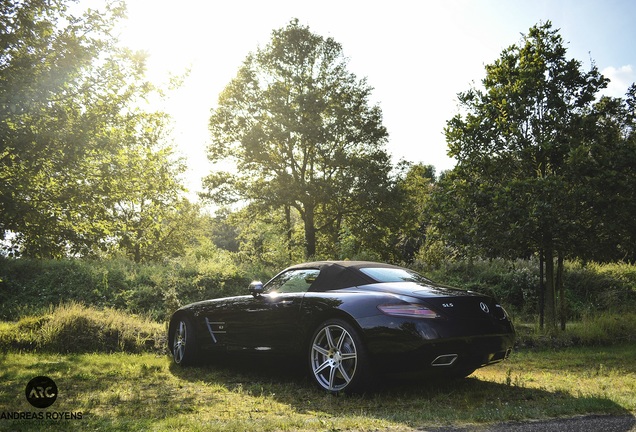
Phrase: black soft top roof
[{"left": 285, "top": 261, "right": 402, "bottom": 291}]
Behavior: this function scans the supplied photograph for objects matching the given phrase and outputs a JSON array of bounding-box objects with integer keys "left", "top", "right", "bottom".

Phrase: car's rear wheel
[
  {"left": 171, "top": 316, "right": 198, "bottom": 366},
  {"left": 309, "top": 319, "right": 370, "bottom": 393}
]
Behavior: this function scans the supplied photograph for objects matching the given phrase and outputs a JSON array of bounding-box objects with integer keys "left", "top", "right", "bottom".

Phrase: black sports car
[{"left": 168, "top": 261, "right": 515, "bottom": 393}]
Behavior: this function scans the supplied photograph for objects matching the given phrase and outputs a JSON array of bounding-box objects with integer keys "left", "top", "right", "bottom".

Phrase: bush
[
  {"left": 0, "top": 252, "right": 253, "bottom": 321},
  {"left": 0, "top": 303, "right": 165, "bottom": 354},
  {"left": 564, "top": 261, "right": 636, "bottom": 317},
  {"left": 2, "top": 254, "right": 634, "bottom": 326}
]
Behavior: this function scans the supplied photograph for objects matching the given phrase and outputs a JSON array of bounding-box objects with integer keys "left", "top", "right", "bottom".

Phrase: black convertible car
[{"left": 168, "top": 261, "right": 515, "bottom": 393}]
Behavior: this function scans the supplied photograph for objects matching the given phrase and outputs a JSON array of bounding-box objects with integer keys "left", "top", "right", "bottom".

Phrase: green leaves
[
  {"left": 205, "top": 19, "right": 390, "bottom": 258},
  {"left": 440, "top": 21, "right": 614, "bottom": 259},
  {"left": 0, "top": 0, "right": 196, "bottom": 261}
]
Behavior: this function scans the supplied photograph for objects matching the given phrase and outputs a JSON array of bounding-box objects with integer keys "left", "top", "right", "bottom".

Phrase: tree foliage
[
  {"left": 204, "top": 19, "right": 391, "bottom": 258},
  {"left": 435, "top": 22, "right": 636, "bottom": 328},
  {"left": 387, "top": 162, "right": 437, "bottom": 263},
  {"left": 0, "top": 0, "right": 194, "bottom": 261}
]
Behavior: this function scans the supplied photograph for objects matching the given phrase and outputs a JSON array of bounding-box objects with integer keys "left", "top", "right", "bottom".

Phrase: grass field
[{"left": 1, "top": 344, "right": 635, "bottom": 431}]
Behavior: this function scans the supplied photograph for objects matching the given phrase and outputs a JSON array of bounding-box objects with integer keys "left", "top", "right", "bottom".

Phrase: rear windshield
[{"left": 359, "top": 267, "right": 432, "bottom": 284}]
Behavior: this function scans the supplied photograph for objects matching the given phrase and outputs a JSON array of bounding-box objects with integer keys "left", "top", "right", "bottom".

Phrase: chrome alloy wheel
[
  {"left": 172, "top": 320, "right": 187, "bottom": 364},
  {"left": 310, "top": 324, "right": 358, "bottom": 392}
]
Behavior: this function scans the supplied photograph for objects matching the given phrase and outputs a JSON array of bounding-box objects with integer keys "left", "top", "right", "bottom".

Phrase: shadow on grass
[{"left": 168, "top": 354, "right": 633, "bottom": 426}]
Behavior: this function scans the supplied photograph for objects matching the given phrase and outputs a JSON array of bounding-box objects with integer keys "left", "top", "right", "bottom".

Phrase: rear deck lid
[
  {"left": 354, "top": 281, "right": 507, "bottom": 321},
  {"left": 421, "top": 295, "right": 507, "bottom": 321}
]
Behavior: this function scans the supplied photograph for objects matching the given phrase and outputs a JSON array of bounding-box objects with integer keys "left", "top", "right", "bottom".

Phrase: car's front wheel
[
  {"left": 170, "top": 315, "right": 198, "bottom": 366},
  {"left": 309, "top": 319, "right": 370, "bottom": 393}
]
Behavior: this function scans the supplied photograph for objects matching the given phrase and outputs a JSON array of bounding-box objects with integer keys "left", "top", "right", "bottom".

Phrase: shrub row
[
  {"left": 2, "top": 254, "right": 635, "bottom": 323},
  {"left": 0, "top": 253, "right": 257, "bottom": 322},
  {"left": 418, "top": 258, "right": 636, "bottom": 320}
]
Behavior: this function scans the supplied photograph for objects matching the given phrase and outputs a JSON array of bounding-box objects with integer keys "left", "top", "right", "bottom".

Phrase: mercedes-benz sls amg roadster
[{"left": 168, "top": 261, "right": 515, "bottom": 393}]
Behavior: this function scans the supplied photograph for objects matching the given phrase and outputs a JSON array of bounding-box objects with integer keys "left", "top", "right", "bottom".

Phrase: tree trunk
[
  {"left": 539, "top": 249, "right": 545, "bottom": 330},
  {"left": 303, "top": 203, "right": 316, "bottom": 258},
  {"left": 285, "top": 205, "right": 293, "bottom": 261},
  {"left": 134, "top": 242, "right": 141, "bottom": 263},
  {"left": 544, "top": 249, "right": 557, "bottom": 330},
  {"left": 557, "top": 252, "right": 566, "bottom": 330}
]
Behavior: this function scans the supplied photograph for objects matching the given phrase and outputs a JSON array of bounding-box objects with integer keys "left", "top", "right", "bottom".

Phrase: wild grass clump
[
  {"left": 566, "top": 312, "right": 636, "bottom": 345},
  {"left": 0, "top": 303, "right": 165, "bottom": 354}
]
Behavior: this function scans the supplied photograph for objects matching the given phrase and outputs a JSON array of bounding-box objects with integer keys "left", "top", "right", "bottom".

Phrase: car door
[{"left": 223, "top": 268, "right": 320, "bottom": 353}]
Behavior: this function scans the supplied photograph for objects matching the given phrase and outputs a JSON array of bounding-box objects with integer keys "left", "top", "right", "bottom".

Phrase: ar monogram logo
[{"left": 25, "top": 376, "right": 58, "bottom": 408}]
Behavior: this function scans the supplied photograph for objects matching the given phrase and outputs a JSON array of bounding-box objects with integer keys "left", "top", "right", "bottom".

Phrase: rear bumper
[
  {"left": 358, "top": 315, "right": 515, "bottom": 372},
  {"left": 370, "top": 333, "right": 515, "bottom": 372}
]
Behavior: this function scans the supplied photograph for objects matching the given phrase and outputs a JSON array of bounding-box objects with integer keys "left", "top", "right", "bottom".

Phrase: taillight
[{"left": 378, "top": 304, "right": 440, "bottom": 319}]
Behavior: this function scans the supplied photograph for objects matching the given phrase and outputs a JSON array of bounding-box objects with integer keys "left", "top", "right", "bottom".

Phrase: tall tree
[
  {"left": 1, "top": 0, "right": 120, "bottom": 255},
  {"left": 204, "top": 19, "right": 390, "bottom": 258},
  {"left": 0, "top": 0, "right": 191, "bottom": 260},
  {"left": 438, "top": 22, "right": 609, "bottom": 329}
]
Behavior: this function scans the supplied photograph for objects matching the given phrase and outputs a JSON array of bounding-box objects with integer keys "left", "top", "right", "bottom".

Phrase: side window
[{"left": 266, "top": 269, "right": 320, "bottom": 294}]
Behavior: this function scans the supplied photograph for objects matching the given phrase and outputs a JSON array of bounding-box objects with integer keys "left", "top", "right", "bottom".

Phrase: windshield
[{"left": 359, "top": 267, "right": 432, "bottom": 284}]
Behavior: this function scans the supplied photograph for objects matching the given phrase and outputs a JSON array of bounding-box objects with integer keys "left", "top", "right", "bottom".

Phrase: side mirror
[{"left": 248, "top": 281, "right": 264, "bottom": 297}]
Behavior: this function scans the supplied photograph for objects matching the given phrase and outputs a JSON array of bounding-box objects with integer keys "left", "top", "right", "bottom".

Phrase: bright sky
[{"left": 112, "top": 0, "right": 636, "bottom": 197}]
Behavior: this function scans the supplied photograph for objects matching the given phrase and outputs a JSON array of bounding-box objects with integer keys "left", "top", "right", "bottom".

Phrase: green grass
[{"left": 0, "top": 344, "right": 635, "bottom": 431}]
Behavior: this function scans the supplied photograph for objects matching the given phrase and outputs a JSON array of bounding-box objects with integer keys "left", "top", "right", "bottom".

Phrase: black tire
[
  {"left": 308, "top": 318, "right": 371, "bottom": 394},
  {"left": 170, "top": 315, "right": 199, "bottom": 366}
]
